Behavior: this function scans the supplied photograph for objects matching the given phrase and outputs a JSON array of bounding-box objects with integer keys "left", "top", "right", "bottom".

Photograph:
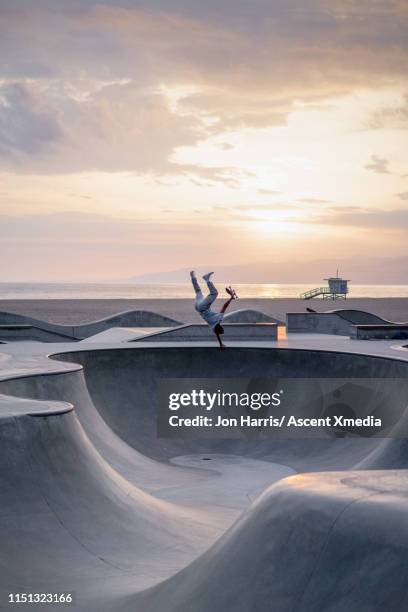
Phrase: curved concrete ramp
[
  {"left": 326, "top": 309, "right": 398, "bottom": 324},
  {"left": 223, "top": 309, "right": 284, "bottom": 324},
  {"left": 0, "top": 393, "right": 228, "bottom": 610},
  {"left": 2, "top": 342, "right": 408, "bottom": 610},
  {"left": 355, "top": 403, "right": 408, "bottom": 470},
  {"left": 80, "top": 327, "right": 171, "bottom": 343},
  {"left": 0, "top": 309, "right": 182, "bottom": 342},
  {"left": 72, "top": 310, "right": 182, "bottom": 339},
  {"left": 134, "top": 471, "right": 408, "bottom": 612},
  {"left": 0, "top": 314, "right": 77, "bottom": 341},
  {"left": 0, "top": 367, "right": 195, "bottom": 494},
  {"left": 287, "top": 308, "right": 407, "bottom": 336}
]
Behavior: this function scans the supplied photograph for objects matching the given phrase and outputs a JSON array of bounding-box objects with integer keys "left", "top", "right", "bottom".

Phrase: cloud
[
  {"left": 367, "top": 93, "right": 408, "bottom": 130},
  {"left": 0, "top": 1, "right": 407, "bottom": 177},
  {"left": 309, "top": 206, "right": 408, "bottom": 229},
  {"left": 0, "top": 83, "right": 62, "bottom": 158},
  {"left": 0, "top": 79, "right": 243, "bottom": 184},
  {"left": 0, "top": 80, "right": 198, "bottom": 173},
  {"left": 329, "top": 205, "right": 364, "bottom": 212},
  {"left": 257, "top": 188, "right": 282, "bottom": 195},
  {"left": 177, "top": 164, "right": 249, "bottom": 187},
  {"left": 234, "top": 203, "right": 297, "bottom": 211},
  {"left": 177, "top": 92, "right": 293, "bottom": 131},
  {"left": 298, "top": 198, "right": 332, "bottom": 204},
  {"left": 364, "top": 154, "right": 391, "bottom": 174},
  {"left": 397, "top": 191, "right": 408, "bottom": 200}
]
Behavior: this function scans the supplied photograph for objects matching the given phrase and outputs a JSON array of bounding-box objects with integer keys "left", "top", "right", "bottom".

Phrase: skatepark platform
[
  {"left": 131, "top": 323, "right": 278, "bottom": 342},
  {"left": 1, "top": 320, "right": 408, "bottom": 609},
  {"left": 351, "top": 324, "right": 408, "bottom": 340},
  {"left": 0, "top": 324, "right": 76, "bottom": 342},
  {"left": 287, "top": 308, "right": 407, "bottom": 337}
]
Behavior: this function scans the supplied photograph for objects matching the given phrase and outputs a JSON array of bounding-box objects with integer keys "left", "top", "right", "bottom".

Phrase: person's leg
[
  {"left": 206, "top": 279, "right": 218, "bottom": 297},
  {"left": 198, "top": 279, "right": 218, "bottom": 310},
  {"left": 191, "top": 273, "right": 202, "bottom": 296},
  {"left": 191, "top": 272, "right": 204, "bottom": 309}
]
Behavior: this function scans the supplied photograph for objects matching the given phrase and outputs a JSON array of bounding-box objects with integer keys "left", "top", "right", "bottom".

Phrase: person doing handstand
[{"left": 190, "top": 271, "right": 238, "bottom": 350}]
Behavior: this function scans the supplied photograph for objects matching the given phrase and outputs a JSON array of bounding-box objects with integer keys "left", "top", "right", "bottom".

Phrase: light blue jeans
[{"left": 191, "top": 276, "right": 218, "bottom": 311}]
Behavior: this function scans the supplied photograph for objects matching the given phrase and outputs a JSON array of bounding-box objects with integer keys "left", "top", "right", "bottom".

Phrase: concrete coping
[
  {"left": 0, "top": 394, "right": 73, "bottom": 419},
  {"left": 352, "top": 324, "right": 408, "bottom": 330},
  {"left": 0, "top": 324, "right": 33, "bottom": 330}
]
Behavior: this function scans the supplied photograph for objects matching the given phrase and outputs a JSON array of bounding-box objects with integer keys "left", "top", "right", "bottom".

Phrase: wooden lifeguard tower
[{"left": 301, "top": 271, "right": 349, "bottom": 300}]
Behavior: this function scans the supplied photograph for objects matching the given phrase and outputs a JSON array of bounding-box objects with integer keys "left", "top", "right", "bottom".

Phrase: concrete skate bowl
[
  {"left": 2, "top": 345, "right": 408, "bottom": 611},
  {"left": 51, "top": 346, "right": 408, "bottom": 471},
  {"left": 0, "top": 309, "right": 182, "bottom": 342}
]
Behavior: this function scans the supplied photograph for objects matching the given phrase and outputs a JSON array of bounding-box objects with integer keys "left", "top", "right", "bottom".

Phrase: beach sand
[{"left": 0, "top": 297, "right": 408, "bottom": 325}]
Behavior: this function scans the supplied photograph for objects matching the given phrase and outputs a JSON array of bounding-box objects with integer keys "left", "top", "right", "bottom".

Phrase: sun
[
  {"left": 242, "top": 208, "right": 306, "bottom": 235},
  {"left": 249, "top": 219, "right": 306, "bottom": 235}
]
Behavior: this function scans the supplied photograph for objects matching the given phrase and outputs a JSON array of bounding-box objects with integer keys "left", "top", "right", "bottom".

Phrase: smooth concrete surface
[
  {"left": 351, "top": 324, "right": 408, "bottom": 340},
  {"left": 133, "top": 470, "right": 408, "bottom": 612},
  {"left": 287, "top": 308, "right": 407, "bottom": 336},
  {"left": 0, "top": 309, "right": 182, "bottom": 342},
  {"left": 81, "top": 327, "right": 171, "bottom": 343},
  {"left": 71, "top": 310, "right": 182, "bottom": 338},
  {"left": 287, "top": 311, "right": 352, "bottom": 335},
  {"left": 53, "top": 345, "right": 408, "bottom": 466},
  {"left": 1, "top": 332, "right": 408, "bottom": 610},
  {"left": 325, "top": 309, "right": 395, "bottom": 324},
  {"left": 0, "top": 399, "right": 229, "bottom": 608},
  {"left": 0, "top": 324, "right": 75, "bottom": 342},
  {"left": 223, "top": 308, "right": 284, "bottom": 324},
  {"left": 132, "top": 323, "right": 278, "bottom": 342}
]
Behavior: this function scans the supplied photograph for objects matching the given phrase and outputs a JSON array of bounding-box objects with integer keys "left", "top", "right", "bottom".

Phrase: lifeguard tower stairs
[{"left": 301, "top": 274, "right": 349, "bottom": 300}]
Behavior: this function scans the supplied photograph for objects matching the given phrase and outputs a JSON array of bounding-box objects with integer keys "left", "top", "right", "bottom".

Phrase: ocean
[{"left": 1, "top": 283, "right": 408, "bottom": 300}]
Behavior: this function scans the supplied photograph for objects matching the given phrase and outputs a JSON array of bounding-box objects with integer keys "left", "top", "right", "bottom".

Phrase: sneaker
[{"left": 202, "top": 272, "right": 214, "bottom": 281}]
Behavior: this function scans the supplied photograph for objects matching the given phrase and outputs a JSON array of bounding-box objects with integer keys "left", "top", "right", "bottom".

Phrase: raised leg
[
  {"left": 198, "top": 280, "right": 218, "bottom": 311},
  {"left": 191, "top": 273, "right": 202, "bottom": 295}
]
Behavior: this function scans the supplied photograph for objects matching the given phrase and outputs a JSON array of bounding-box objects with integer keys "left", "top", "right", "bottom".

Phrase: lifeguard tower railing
[
  {"left": 300, "top": 283, "right": 349, "bottom": 300},
  {"left": 301, "top": 287, "right": 329, "bottom": 299}
]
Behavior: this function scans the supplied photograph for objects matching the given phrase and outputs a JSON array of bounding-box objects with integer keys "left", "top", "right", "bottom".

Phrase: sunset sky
[{"left": 1, "top": 0, "right": 408, "bottom": 281}]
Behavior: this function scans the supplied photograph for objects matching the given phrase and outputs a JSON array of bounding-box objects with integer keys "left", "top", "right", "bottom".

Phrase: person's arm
[
  {"left": 220, "top": 296, "right": 234, "bottom": 314},
  {"left": 215, "top": 331, "right": 225, "bottom": 350}
]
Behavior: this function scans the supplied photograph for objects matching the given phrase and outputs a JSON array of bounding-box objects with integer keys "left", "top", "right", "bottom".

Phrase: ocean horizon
[{"left": 1, "top": 282, "right": 408, "bottom": 300}]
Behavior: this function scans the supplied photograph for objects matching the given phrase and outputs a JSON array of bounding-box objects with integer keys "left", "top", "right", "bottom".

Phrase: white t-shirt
[{"left": 198, "top": 308, "right": 224, "bottom": 329}]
